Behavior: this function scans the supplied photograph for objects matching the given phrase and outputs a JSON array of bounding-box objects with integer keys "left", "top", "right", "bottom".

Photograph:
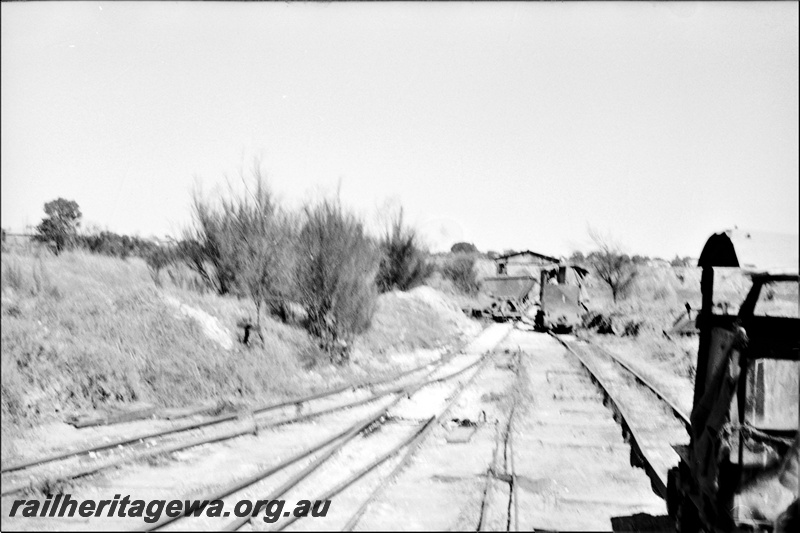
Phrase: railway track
[
  {"left": 551, "top": 333, "right": 691, "bottom": 498},
  {"left": 476, "top": 348, "right": 522, "bottom": 533},
  {"left": 0, "top": 341, "right": 480, "bottom": 497},
  {"left": 0, "top": 324, "right": 514, "bottom": 531},
  {"left": 2, "top": 325, "right": 694, "bottom": 531},
  {"left": 347, "top": 338, "right": 524, "bottom": 531},
  {"left": 144, "top": 324, "right": 514, "bottom": 531}
]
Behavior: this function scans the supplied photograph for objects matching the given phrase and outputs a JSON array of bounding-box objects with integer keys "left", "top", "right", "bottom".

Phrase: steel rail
[
  {"left": 218, "top": 402, "right": 394, "bottom": 532},
  {"left": 123, "top": 352, "right": 487, "bottom": 531},
  {"left": 549, "top": 333, "right": 669, "bottom": 498},
  {"left": 219, "top": 385, "right": 424, "bottom": 532},
  {"left": 476, "top": 421, "right": 503, "bottom": 532},
  {"left": 340, "top": 351, "right": 497, "bottom": 532},
  {"left": 141, "top": 398, "right": 401, "bottom": 531},
  {"left": 0, "top": 353, "right": 451, "bottom": 475},
  {"left": 587, "top": 342, "right": 691, "bottom": 429},
  {"left": 1, "top": 354, "right": 484, "bottom": 497},
  {"left": 271, "top": 417, "right": 434, "bottom": 531},
  {"left": 0, "top": 390, "right": 399, "bottom": 497},
  {"left": 508, "top": 403, "right": 519, "bottom": 532},
  {"left": 139, "top": 357, "right": 463, "bottom": 531}
]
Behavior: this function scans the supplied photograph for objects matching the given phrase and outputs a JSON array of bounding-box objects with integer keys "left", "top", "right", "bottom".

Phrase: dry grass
[
  {"left": 580, "top": 265, "right": 759, "bottom": 389},
  {"left": 1, "top": 251, "right": 306, "bottom": 424},
  {"left": 356, "top": 286, "right": 480, "bottom": 356},
  {"left": 1, "top": 249, "right": 478, "bottom": 441}
]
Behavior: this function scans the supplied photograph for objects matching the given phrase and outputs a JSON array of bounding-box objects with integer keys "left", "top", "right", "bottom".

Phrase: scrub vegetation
[{"left": 0, "top": 166, "right": 485, "bottom": 437}]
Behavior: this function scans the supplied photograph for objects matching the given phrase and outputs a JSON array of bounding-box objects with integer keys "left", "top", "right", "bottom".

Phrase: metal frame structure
[{"left": 667, "top": 231, "right": 800, "bottom": 533}]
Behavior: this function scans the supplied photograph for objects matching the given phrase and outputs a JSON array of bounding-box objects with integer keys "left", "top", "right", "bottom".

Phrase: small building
[{"left": 495, "top": 250, "right": 561, "bottom": 276}]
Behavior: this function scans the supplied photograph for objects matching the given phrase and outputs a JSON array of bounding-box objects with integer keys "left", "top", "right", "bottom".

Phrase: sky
[{"left": 2, "top": 2, "right": 798, "bottom": 259}]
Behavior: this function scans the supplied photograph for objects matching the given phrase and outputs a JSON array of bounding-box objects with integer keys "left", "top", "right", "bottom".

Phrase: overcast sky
[{"left": 2, "top": 2, "right": 797, "bottom": 258}]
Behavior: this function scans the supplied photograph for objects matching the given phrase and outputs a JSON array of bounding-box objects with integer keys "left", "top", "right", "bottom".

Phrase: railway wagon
[
  {"left": 667, "top": 230, "right": 799, "bottom": 532},
  {"left": 477, "top": 264, "right": 588, "bottom": 329}
]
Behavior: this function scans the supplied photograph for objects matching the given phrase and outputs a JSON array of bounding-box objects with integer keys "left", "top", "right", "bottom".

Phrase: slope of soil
[{"left": 1, "top": 250, "right": 482, "bottom": 462}]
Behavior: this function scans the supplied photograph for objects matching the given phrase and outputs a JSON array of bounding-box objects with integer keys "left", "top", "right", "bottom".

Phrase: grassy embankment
[{"left": 0, "top": 246, "right": 481, "bottom": 441}]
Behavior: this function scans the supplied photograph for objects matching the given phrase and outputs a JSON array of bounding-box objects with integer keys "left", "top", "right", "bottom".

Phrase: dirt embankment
[{"left": 0, "top": 250, "right": 483, "bottom": 448}]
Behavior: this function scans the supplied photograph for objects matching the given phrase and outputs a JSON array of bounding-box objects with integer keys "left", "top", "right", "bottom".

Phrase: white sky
[{"left": 2, "top": 2, "right": 798, "bottom": 258}]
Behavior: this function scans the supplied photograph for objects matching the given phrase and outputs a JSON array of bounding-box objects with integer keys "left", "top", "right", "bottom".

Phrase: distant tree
[
  {"left": 34, "top": 198, "right": 82, "bottom": 255},
  {"left": 502, "top": 249, "right": 517, "bottom": 256},
  {"left": 486, "top": 250, "right": 499, "bottom": 259},
  {"left": 451, "top": 242, "right": 478, "bottom": 254},
  {"left": 569, "top": 251, "right": 585, "bottom": 263},
  {"left": 376, "top": 207, "right": 433, "bottom": 292},
  {"left": 631, "top": 254, "right": 650, "bottom": 265},
  {"left": 587, "top": 228, "right": 638, "bottom": 302}
]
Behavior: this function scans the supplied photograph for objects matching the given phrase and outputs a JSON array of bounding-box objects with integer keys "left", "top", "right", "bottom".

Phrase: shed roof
[{"left": 496, "top": 250, "right": 560, "bottom": 263}]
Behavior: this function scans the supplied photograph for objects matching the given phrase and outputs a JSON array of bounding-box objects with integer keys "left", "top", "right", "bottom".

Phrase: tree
[
  {"left": 569, "top": 250, "right": 586, "bottom": 263},
  {"left": 451, "top": 241, "right": 478, "bottom": 254},
  {"left": 587, "top": 228, "right": 638, "bottom": 302},
  {"left": 34, "top": 198, "right": 82, "bottom": 254},
  {"left": 376, "top": 207, "right": 433, "bottom": 292}
]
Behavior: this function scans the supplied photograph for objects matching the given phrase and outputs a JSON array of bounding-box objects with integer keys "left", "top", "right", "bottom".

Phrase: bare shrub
[
  {"left": 376, "top": 207, "right": 433, "bottom": 293},
  {"left": 587, "top": 228, "right": 638, "bottom": 302},
  {"left": 229, "top": 178, "right": 296, "bottom": 334},
  {"left": 182, "top": 193, "right": 239, "bottom": 295},
  {"left": 180, "top": 166, "right": 295, "bottom": 333},
  {"left": 295, "top": 198, "right": 379, "bottom": 362},
  {"left": 442, "top": 253, "right": 480, "bottom": 294}
]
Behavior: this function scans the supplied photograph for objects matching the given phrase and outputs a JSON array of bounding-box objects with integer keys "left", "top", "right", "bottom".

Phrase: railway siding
[
  {"left": 555, "top": 336, "right": 691, "bottom": 497},
  {"left": 510, "top": 331, "right": 665, "bottom": 531}
]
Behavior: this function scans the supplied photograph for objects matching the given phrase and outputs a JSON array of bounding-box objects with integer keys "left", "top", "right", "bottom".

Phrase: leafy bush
[
  {"left": 77, "top": 231, "right": 158, "bottom": 260},
  {"left": 295, "top": 198, "right": 379, "bottom": 361},
  {"left": 442, "top": 254, "right": 480, "bottom": 294},
  {"left": 376, "top": 208, "right": 433, "bottom": 293}
]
